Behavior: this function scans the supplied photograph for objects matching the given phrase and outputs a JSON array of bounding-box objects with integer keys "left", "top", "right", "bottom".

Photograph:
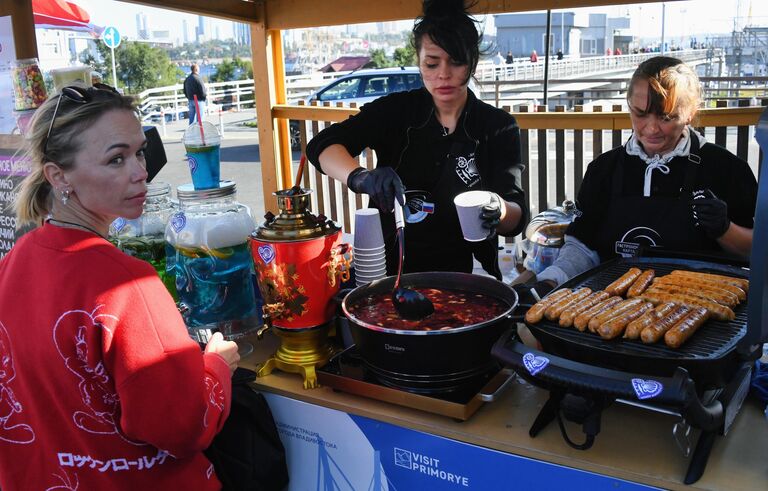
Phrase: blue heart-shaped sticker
[
  {"left": 170, "top": 212, "right": 186, "bottom": 233},
  {"left": 112, "top": 217, "right": 127, "bottom": 233},
  {"left": 258, "top": 245, "right": 275, "bottom": 264},
  {"left": 631, "top": 378, "right": 663, "bottom": 400},
  {"left": 187, "top": 155, "right": 198, "bottom": 174},
  {"left": 522, "top": 352, "right": 549, "bottom": 376}
]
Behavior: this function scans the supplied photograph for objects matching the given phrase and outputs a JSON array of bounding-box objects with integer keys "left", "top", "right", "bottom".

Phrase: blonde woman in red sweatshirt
[{"left": 0, "top": 84, "right": 239, "bottom": 490}]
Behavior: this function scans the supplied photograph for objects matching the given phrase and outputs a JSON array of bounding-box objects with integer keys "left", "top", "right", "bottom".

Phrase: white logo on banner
[{"left": 393, "top": 447, "right": 470, "bottom": 487}]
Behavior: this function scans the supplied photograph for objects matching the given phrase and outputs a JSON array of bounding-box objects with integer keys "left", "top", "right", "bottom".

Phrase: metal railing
[{"left": 136, "top": 49, "right": 720, "bottom": 120}]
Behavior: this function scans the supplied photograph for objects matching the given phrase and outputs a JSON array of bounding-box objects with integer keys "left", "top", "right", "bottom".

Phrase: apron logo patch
[
  {"left": 615, "top": 226, "right": 662, "bottom": 258},
  {"left": 404, "top": 191, "right": 435, "bottom": 224},
  {"left": 455, "top": 154, "right": 479, "bottom": 186},
  {"left": 522, "top": 353, "right": 549, "bottom": 376}
]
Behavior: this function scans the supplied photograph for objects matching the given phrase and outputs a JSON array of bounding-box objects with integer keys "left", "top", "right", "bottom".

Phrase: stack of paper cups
[{"left": 353, "top": 209, "right": 386, "bottom": 286}]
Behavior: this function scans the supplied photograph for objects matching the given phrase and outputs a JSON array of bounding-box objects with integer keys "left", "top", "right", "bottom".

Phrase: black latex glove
[
  {"left": 347, "top": 167, "right": 405, "bottom": 212},
  {"left": 690, "top": 189, "right": 730, "bottom": 239},
  {"left": 480, "top": 192, "right": 503, "bottom": 240},
  {"left": 512, "top": 280, "right": 556, "bottom": 307}
]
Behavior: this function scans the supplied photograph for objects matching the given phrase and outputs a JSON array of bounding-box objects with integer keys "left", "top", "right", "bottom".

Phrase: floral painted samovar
[{"left": 250, "top": 188, "right": 351, "bottom": 388}]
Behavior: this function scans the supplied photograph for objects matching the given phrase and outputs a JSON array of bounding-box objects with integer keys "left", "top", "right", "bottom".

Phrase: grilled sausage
[
  {"left": 664, "top": 307, "right": 710, "bottom": 348},
  {"left": 573, "top": 296, "right": 623, "bottom": 332},
  {"left": 652, "top": 277, "right": 741, "bottom": 305},
  {"left": 647, "top": 282, "right": 739, "bottom": 308},
  {"left": 626, "top": 269, "right": 655, "bottom": 298},
  {"left": 624, "top": 302, "right": 677, "bottom": 340},
  {"left": 656, "top": 276, "right": 747, "bottom": 302},
  {"left": 524, "top": 288, "right": 572, "bottom": 324},
  {"left": 597, "top": 301, "right": 654, "bottom": 339},
  {"left": 588, "top": 297, "right": 644, "bottom": 333},
  {"left": 559, "top": 291, "right": 611, "bottom": 328},
  {"left": 669, "top": 270, "right": 749, "bottom": 293},
  {"left": 545, "top": 287, "right": 593, "bottom": 321},
  {"left": 640, "top": 305, "right": 691, "bottom": 344},
  {"left": 604, "top": 267, "right": 642, "bottom": 296},
  {"left": 641, "top": 289, "right": 735, "bottom": 321}
]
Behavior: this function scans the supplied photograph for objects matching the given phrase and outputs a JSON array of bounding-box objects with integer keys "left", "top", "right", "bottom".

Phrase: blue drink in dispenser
[{"left": 166, "top": 181, "right": 260, "bottom": 343}]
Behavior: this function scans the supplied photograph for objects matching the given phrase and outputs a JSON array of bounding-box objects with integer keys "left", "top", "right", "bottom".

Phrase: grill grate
[{"left": 529, "top": 257, "right": 749, "bottom": 362}]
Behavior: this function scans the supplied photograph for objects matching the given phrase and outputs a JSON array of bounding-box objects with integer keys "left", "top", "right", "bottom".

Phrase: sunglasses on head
[{"left": 44, "top": 83, "right": 120, "bottom": 158}]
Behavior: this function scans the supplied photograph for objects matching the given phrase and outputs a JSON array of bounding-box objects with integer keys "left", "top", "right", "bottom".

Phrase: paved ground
[{"left": 148, "top": 110, "right": 272, "bottom": 220}]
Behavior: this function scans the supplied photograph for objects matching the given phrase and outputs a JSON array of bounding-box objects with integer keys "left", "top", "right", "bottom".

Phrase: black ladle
[{"left": 391, "top": 200, "right": 435, "bottom": 320}]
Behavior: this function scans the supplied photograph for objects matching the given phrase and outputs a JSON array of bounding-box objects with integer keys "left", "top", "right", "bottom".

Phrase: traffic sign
[{"left": 102, "top": 26, "right": 121, "bottom": 49}]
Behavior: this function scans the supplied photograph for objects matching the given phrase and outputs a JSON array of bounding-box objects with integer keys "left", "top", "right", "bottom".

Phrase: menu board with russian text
[{"left": 0, "top": 149, "right": 33, "bottom": 258}]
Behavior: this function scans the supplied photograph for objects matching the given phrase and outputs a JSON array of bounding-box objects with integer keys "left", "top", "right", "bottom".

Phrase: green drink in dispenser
[{"left": 110, "top": 182, "right": 178, "bottom": 299}]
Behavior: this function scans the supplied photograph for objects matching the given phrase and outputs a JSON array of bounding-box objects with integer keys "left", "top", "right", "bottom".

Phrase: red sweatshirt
[{"left": 0, "top": 224, "right": 231, "bottom": 490}]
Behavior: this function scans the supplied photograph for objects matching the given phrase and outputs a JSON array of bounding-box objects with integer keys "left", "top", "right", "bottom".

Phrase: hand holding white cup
[{"left": 454, "top": 190, "right": 496, "bottom": 242}]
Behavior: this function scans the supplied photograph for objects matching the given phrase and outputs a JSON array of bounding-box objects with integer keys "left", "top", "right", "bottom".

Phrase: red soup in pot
[{"left": 347, "top": 288, "right": 508, "bottom": 331}]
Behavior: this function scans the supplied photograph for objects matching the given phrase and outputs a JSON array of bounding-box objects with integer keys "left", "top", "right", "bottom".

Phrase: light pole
[
  {"left": 661, "top": 3, "right": 666, "bottom": 54},
  {"left": 561, "top": 11, "right": 565, "bottom": 54}
]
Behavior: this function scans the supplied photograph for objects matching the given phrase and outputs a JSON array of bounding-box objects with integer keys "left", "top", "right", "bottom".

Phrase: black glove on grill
[
  {"left": 690, "top": 189, "right": 730, "bottom": 239},
  {"left": 347, "top": 167, "right": 405, "bottom": 211}
]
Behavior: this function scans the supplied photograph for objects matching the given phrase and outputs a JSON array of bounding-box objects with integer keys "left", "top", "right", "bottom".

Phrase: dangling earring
[{"left": 61, "top": 188, "right": 70, "bottom": 205}]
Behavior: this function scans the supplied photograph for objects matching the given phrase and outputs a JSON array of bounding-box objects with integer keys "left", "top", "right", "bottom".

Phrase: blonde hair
[
  {"left": 14, "top": 86, "right": 137, "bottom": 227},
  {"left": 627, "top": 56, "right": 702, "bottom": 123}
]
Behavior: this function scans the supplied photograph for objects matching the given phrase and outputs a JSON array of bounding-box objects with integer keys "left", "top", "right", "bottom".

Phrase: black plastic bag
[{"left": 205, "top": 368, "right": 289, "bottom": 491}]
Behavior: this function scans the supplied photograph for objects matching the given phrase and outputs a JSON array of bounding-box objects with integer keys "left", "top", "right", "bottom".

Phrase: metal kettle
[{"left": 521, "top": 200, "right": 579, "bottom": 273}]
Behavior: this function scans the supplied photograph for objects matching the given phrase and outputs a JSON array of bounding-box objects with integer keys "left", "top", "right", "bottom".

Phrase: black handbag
[{"left": 205, "top": 368, "right": 290, "bottom": 491}]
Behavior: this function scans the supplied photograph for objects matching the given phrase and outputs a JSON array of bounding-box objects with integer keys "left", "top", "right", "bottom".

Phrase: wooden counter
[{"left": 241, "top": 331, "right": 767, "bottom": 491}]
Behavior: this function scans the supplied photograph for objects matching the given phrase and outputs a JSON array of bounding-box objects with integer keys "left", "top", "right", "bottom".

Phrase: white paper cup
[
  {"left": 354, "top": 209, "right": 385, "bottom": 250},
  {"left": 355, "top": 267, "right": 387, "bottom": 277},
  {"left": 454, "top": 191, "right": 491, "bottom": 242},
  {"left": 354, "top": 260, "right": 386, "bottom": 270},
  {"left": 353, "top": 251, "right": 386, "bottom": 262}
]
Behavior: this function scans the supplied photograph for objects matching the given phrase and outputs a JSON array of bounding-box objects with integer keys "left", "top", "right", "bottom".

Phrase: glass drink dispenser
[{"left": 165, "top": 181, "right": 260, "bottom": 343}]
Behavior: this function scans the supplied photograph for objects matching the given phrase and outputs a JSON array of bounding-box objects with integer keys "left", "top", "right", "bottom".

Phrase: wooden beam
[
  {"left": 119, "top": 0, "right": 260, "bottom": 23},
  {"left": 251, "top": 19, "right": 280, "bottom": 214},
  {"left": 1, "top": 0, "right": 38, "bottom": 59},
  {"left": 272, "top": 104, "right": 766, "bottom": 131},
  {"left": 262, "top": 0, "right": 681, "bottom": 30}
]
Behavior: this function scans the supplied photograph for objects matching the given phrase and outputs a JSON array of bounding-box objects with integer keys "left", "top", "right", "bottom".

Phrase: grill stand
[
  {"left": 491, "top": 331, "right": 755, "bottom": 485},
  {"left": 525, "top": 362, "right": 751, "bottom": 484}
]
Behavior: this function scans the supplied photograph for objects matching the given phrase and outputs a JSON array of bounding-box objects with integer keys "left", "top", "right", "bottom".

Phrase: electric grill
[{"left": 493, "top": 105, "right": 768, "bottom": 485}]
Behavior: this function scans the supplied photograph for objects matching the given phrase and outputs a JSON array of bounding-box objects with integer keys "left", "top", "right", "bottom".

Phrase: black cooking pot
[{"left": 341, "top": 272, "right": 518, "bottom": 393}]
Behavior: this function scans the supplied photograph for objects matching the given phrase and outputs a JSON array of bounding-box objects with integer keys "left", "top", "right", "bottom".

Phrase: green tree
[
  {"left": 368, "top": 48, "right": 392, "bottom": 68},
  {"left": 211, "top": 57, "right": 253, "bottom": 82},
  {"left": 81, "top": 41, "right": 182, "bottom": 94},
  {"left": 392, "top": 40, "right": 417, "bottom": 66},
  {"left": 392, "top": 44, "right": 417, "bottom": 67}
]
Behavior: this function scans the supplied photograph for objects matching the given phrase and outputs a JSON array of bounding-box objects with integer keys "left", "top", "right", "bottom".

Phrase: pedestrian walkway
[{"left": 148, "top": 110, "right": 267, "bottom": 218}]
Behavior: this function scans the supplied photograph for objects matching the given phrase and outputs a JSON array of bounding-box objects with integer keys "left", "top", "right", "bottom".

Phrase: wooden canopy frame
[{"left": 2, "top": 0, "right": 680, "bottom": 211}]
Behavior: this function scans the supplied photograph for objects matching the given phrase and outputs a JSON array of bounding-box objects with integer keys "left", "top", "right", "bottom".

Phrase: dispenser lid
[
  {"left": 254, "top": 188, "right": 340, "bottom": 241},
  {"left": 525, "top": 200, "right": 579, "bottom": 247},
  {"left": 177, "top": 180, "right": 236, "bottom": 201}
]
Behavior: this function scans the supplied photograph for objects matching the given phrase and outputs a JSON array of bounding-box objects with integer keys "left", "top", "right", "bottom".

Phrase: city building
[{"left": 494, "top": 11, "right": 631, "bottom": 58}]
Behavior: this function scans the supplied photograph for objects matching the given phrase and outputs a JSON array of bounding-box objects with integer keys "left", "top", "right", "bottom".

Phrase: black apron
[
  {"left": 593, "top": 137, "right": 719, "bottom": 260},
  {"left": 384, "top": 121, "right": 483, "bottom": 276}
]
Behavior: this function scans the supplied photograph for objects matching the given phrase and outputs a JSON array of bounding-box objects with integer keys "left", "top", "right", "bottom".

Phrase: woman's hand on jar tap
[{"left": 205, "top": 332, "right": 240, "bottom": 374}]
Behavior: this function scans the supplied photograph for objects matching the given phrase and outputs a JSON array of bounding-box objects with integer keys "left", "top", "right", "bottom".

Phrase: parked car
[
  {"left": 307, "top": 66, "right": 423, "bottom": 106},
  {"left": 290, "top": 67, "right": 424, "bottom": 148}
]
